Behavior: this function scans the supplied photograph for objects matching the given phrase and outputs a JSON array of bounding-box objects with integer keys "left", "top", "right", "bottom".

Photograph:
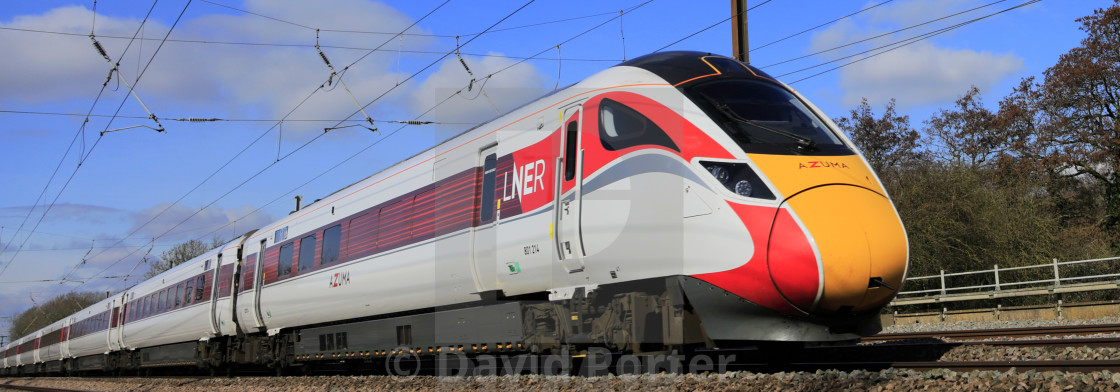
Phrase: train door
[
  {"left": 555, "top": 105, "right": 586, "bottom": 272},
  {"left": 61, "top": 317, "right": 72, "bottom": 358},
  {"left": 108, "top": 295, "right": 123, "bottom": 351},
  {"left": 471, "top": 145, "right": 499, "bottom": 292},
  {"left": 248, "top": 239, "right": 267, "bottom": 331},
  {"left": 208, "top": 254, "right": 221, "bottom": 335}
]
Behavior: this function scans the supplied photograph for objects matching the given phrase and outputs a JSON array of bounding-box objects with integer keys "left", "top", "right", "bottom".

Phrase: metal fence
[{"left": 890, "top": 256, "right": 1120, "bottom": 306}]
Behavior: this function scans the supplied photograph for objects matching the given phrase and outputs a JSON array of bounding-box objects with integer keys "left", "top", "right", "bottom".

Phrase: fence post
[
  {"left": 1052, "top": 258, "right": 1060, "bottom": 287},
  {"left": 940, "top": 269, "right": 946, "bottom": 296},
  {"left": 994, "top": 264, "right": 1000, "bottom": 292}
]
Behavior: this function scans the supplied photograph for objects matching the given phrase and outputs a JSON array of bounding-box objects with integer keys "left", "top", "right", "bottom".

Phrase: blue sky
[{"left": 0, "top": 0, "right": 1108, "bottom": 335}]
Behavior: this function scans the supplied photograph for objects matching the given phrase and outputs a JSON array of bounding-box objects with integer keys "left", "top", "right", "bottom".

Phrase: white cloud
[
  {"left": 129, "top": 203, "right": 275, "bottom": 242},
  {"left": 836, "top": 42, "right": 1021, "bottom": 106},
  {"left": 804, "top": 0, "right": 1024, "bottom": 107},
  {"left": 808, "top": 18, "right": 862, "bottom": 53},
  {"left": 0, "top": 0, "right": 438, "bottom": 135},
  {"left": 0, "top": 6, "right": 144, "bottom": 103},
  {"left": 867, "top": 0, "right": 976, "bottom": 26},
  {"left": 409, "top": 54, "right": 551, "bottom": 125}
]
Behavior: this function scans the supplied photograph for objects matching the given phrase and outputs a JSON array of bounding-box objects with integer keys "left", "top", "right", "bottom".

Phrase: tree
[
  {"left": 144, "top": 237, "right": 224, "bottom": 279},
  {"left": 8, "top": 292, "right": 102, "bottom": 340},
  {"left": 925, "top": 86, "right": 1001, "bottom": 169},
  {"left": 1030, "top": 1, "right": 1120, "bottom": 243},
  {"left": 832, "top": 97, "right": 921, "bottom": 174}
]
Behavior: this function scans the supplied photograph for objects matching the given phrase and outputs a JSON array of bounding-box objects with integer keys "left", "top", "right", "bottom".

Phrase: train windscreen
[{"left": 687, "top": 79, "right": 853, "bottom": 156}]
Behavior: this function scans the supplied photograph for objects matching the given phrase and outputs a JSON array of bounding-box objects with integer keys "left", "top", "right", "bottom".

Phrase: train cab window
[
  {"left": 185, "top": 281, "right": 194, "bottom": 305},
  {"left": 195, "top": 276, "right": 206, "bottom": 301},
  {"left": 321, "top": 225, "right": 342, "bottom": 265},
  {"left": 687, "top": 79, "right": 852, "bottom": 155},
  {"left": 479, "top": 154, "right": 497, "bottom": 223},
  {"left": 598, "top": 98, "right": 679, "bottom": 152},
  {"left": 564, "top": 122, "right": 578, "bottom": 181},
  {"left": 278, "top": 243, "right": 294, "bottom": 276},
  {"left": 174, "top": 284, "right": 184, "bottom": 308},
  {"left": 298, "top": 235, "right": 316, "bottom": 272}
]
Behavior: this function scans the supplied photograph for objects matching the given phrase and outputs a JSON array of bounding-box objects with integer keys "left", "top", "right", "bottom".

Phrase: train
[{"left": 2, "top": 51, "right": 908, "bottom": 376}]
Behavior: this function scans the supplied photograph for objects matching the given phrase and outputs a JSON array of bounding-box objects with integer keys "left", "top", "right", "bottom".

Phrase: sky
[{"left": 0, "top": 0, "right": 1110, "bottom": 337}]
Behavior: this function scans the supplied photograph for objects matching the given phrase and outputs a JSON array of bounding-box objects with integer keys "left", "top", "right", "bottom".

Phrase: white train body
[{"left": 2, "top": 52, "right": 907, "bottom": 375}]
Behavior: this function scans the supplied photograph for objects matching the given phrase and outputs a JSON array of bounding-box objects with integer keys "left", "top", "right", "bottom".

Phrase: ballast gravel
[
  {"left": 882, "top": 316, "right": 1120, "bottom": 334},
  {"left": 5, "top": 370, "right": 1120, "bottom": 392},
  {"left": 8, "top": 318, "right": 1120, "bottom": 391}
]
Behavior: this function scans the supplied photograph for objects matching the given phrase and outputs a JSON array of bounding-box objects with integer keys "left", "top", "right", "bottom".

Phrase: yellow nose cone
[{"left": 784, "top": 185, "right": 908, "bottom": 313}]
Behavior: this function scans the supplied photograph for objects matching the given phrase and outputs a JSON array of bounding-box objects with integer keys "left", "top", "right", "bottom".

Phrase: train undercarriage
[{"left": 5, "top": 275, "right": 881, "bottom": 377}]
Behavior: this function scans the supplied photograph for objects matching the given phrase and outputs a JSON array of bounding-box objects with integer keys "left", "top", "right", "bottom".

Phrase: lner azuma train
[{"left": 2, "top": 51, "right": 908, "bottom": 376}]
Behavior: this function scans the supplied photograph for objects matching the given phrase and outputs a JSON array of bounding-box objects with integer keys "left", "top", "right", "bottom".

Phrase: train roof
[{"left": 620, "top": 51, "right": 776, "bottom": 86}]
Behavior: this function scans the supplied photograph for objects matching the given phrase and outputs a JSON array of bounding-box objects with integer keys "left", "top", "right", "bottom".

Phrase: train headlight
[
  {"left": 700, "top": 161, "right": 775, "bottom": 200},
  {"left": 708, "top": 165, "right": 730, "bottom": 184},
  {"left": 734, "top": 180, "right": 753, "bottom": 197}
]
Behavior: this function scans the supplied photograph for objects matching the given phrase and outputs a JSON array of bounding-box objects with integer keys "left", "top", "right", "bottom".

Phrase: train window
[
  {"left": 564, "top": 121, "right": 578, "bottom": 181},
  {"left": 321, "top": 225, "right": 342, "bottom": 265},
  {"left": 156, "top": 291, "right": 164, "bottom": 313},
  {"left": 298, "top": 235, "right": 316, "bottom": 272},
  {"left": 204, "top": 259, "right": 211, "bottom": 270},
  {"left": 278, "top": 243, "right": 294, "bottom": 276},
  {"left": 479, "top": 154, "right": 497, "bottom": 223},
  {"left": 184, "top": 281, "right": 194, "bottom": 305},
  {"left": 347, "top": 213, "right": 376, "bottom": 257},
  {"left": 175, "top": 284, "right": 184, "bottom": 308},
  {"left": 598, "top": 98, "right": 679, "bottom": 152},
  {"left": 687, "top": 79, "right": 852, "bottom": 155},
  {"left": 165, "top": 288, "right": 173, "bottom": 310},
  {"left": 378, "top": 199, "right": 413, "bottom": 248},
  {"left": 195, "top": 276, "right": 205, "bottom": 301}
]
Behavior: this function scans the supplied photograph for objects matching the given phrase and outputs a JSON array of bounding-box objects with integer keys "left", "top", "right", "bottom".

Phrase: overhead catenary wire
[
  {"left": 759, "top": 0, "right": 1014, "bottom": 69},
  {"left": 46, "top": 0, "right": 652, "bottom": 300},
  {"left": 482, "top": 0, "right": 653, "bottom": 81},
  {"left": 0, "top": 109, "right": 477, "bottom": 124},
  {"left": 88, "top": 0, "right": 650, "bottom": 295},
  {"left": 778, "top": 0, "right": 1039, "bottom": 84},
  {"left": 62, "top": 1, "right": 472, "bottom": 292},
  {"left": 2, "top": 0, "right": 198, "bottom": 304},
  {"left": 0, "top": 0, "right": 172, "bottom": 282},
  {"left": 652, "top": 0, "right": 774, "bottom": 54},
  {"left": 152, "top": 0, "right": 660, "bottom": 285},
  {"left": 198, "top": 0, "right": 623, "bottom": 39},
  {"left": 750, "top": 0, "right": 896, "bottom": 53},
  {"left": 315, "top": 29, "right": 380, "bottom": 134},
  {"left": 87, "top": 0, "right": 542, "bottom": 285},
  {"left": 49, "top": 1, "right": 456, "bottom": 289},
  {"left": 331, "top": 0, "right": 538, "bottom": 131},
  {"left": 0, "top": 276, "right": 129, "bottom": 285},
  {"left": 0, "top": 26, "right": 622, "bottom": 62}
]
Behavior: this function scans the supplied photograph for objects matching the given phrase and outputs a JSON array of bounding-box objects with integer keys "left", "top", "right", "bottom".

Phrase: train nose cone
[{"left": 768, "top": 185, "right": 908, "bottom": 314}]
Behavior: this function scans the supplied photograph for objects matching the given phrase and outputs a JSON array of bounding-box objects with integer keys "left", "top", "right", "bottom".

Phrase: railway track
[
  {"left": 756, "top": 359, "right": 1120, "bottom": 372},
  {"left": 864, "top": 323, "right": 1120, "bottom": 342},
  {"left": 0, "top": 384, "right": 83, "bottom": 392},
  {"left": 4, "top": 324, "right": 1120, "bottom": 387}
]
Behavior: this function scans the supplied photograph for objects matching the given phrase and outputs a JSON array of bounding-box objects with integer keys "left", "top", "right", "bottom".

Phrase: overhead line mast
[{"left": 732, "top": 0, "right": 749, "bottom": 63}]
